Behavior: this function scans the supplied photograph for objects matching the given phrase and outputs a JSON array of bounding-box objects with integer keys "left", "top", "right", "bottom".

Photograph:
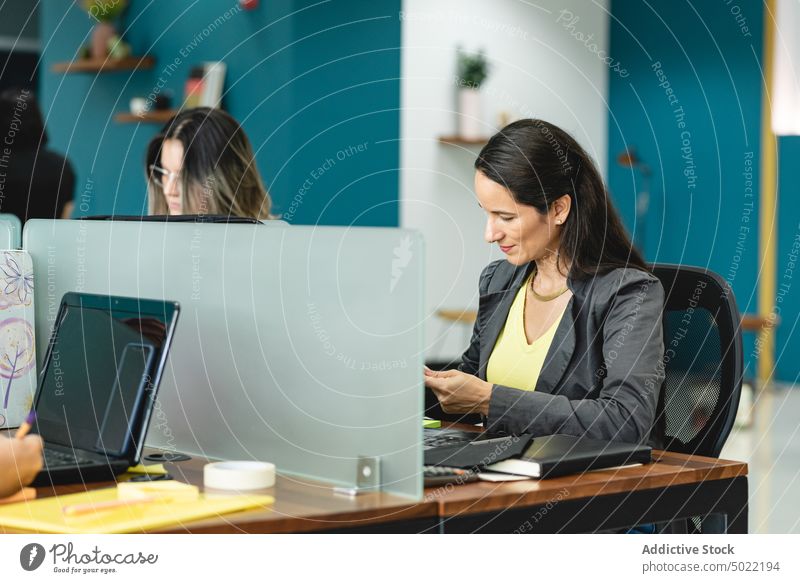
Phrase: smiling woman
[{"left": 424, "top": 119, "right": 666, "bottom": 446}]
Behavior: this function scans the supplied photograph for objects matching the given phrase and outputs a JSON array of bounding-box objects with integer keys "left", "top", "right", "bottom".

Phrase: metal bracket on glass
[{"left": 333, "top": 455, "right": 381, "bottom": 496}]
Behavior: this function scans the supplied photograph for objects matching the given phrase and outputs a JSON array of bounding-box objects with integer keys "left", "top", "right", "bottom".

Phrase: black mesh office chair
[
  {"left": 651, "top": 264, "right": 745, "bottom": 533},
  {"left": 651, "top": 264, "right": 744, "bottom": 458}
]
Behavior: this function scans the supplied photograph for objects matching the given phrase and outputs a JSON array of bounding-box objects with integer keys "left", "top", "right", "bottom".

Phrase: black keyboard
[
  {"left": 423, "top": 428, "right": 480, "bottom": 450},
  {"left": 43, "top": 448, "right": 98, "bottom": 469},
  {"left": 423, "top": 465, "right": 479, "bottom": 487},
  {"left": 424, "top": 433, "right": 533, "bottom": 468}
]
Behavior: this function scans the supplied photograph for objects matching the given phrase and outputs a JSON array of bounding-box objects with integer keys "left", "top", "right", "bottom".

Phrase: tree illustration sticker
[
  {"left": 0, "top": 251, "right": 37, "bottom": 428},
  {"left": 0, "top": 318, "right": 37, "bottom": 411},
  {"left": 0, "top": 253, "right": 33, "bottom": 308}
]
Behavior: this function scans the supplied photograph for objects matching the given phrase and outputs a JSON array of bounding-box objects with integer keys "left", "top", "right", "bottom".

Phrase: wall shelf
[
  {"left": 438, "top": 135, "right": 488, "bottom": 146},
  {"left": 114, "top": 109, "right": 178, "bottom": 124},
  {"left": 436, "top": 308, "right": 477, "bottom": 325},
  {"left": 52, "top": 56, "right": 155, "bottom": 74}
]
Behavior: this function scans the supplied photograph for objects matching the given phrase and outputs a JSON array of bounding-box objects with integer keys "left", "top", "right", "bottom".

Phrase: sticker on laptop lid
[{"left": 0, "top": 250, "right": 37, "bottom": 429}]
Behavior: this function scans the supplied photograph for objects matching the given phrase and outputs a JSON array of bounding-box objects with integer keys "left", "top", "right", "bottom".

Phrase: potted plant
[
  {"left": 80, "top": 0, "right": 129, "bottom": 59},
  {"left": 456, "top": 48, "right": 489, "bottom": 139}
]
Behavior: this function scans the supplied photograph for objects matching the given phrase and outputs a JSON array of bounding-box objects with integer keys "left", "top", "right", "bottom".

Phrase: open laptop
[{"left": 30, "top": 292, "right": 179, "bottom": 486}]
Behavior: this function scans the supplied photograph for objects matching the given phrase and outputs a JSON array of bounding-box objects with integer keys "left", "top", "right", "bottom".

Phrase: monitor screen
[{"left": 34, "top": 297, "right": 172, "bottom": 455}]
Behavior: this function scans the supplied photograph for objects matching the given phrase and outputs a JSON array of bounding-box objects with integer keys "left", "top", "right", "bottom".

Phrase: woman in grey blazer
[{"left": 425, "top": 120, "right": 665, "bottom": 445}]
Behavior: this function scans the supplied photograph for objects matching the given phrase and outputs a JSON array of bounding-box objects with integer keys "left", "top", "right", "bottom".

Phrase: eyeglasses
[{"left": 149, "top": 164, "right": 180, "bottom": 185}]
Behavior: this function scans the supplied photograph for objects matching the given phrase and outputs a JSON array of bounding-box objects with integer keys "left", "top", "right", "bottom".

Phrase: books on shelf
[{"left": 184, "top": 61, "right": 226, "bottom": 109}]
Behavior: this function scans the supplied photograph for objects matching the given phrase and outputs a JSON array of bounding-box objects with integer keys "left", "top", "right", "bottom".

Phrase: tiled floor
[{"left": 721, "top": 385, "right": 800, "bottom": 533}]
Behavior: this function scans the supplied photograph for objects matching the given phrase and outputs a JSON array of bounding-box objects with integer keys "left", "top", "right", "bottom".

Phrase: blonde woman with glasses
[{"left": 145, "top": 107, "right": 273, "bottom": 219}]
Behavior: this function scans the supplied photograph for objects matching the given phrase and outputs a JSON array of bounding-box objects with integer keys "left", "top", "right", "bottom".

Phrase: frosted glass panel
[
  {"left": 0, "top": 215, "right": 19, "bottom": 248},
  {"left": 24, "top": 219, "right": 424, "bottom": 499}
]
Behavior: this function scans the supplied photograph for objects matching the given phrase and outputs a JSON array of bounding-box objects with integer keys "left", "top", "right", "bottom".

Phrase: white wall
[{"left": 400, "top": 0, "right": 610, "bottom": 361}]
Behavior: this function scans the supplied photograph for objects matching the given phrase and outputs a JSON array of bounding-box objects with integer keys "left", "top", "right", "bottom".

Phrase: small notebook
[
  {"left": 485, "top": 434, "right": 652, "bottom": 479},
  {"left": 0, "top": 487, "right": 273, "bottom": 534}
]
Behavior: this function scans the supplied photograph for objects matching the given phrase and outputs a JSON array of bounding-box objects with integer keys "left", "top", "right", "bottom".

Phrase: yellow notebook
[
  {"left": 0, "top": 486, "right": 273, "bottom": 534},
  {"left": 125, "top": 464, "right": 168, "bottom": 476}
]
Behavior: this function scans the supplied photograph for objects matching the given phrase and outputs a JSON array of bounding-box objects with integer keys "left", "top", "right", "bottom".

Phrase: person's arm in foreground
[{"left": 0, "top": 434, "right": 43, "bottom": 497}]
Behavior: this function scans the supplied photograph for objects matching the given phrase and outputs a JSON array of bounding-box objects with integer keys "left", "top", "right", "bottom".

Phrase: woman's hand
[
  {"left": 424, "top": 367, "right": 492, "bottom": 416},
  {"left": 0, "top": 434, "right": 43, "bottom": 498}
]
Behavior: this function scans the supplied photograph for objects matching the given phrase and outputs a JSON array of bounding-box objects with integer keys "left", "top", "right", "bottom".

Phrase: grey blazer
[{"left": 459, "top": 260, "right": 665, "bottom": 445}]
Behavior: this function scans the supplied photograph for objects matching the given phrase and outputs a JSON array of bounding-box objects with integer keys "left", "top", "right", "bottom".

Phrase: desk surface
[
  {"left": 427, "top": 450, "right": 746, "bottom": 519},
  {"left": 3, "top": 452, "right": 435, "bottom": 534},
  {"left": 1, "top": 447, "right": 747, "bottom": 534}
]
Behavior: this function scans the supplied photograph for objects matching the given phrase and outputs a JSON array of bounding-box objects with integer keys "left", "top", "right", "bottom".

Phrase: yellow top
[{"left": 486, "top": 274, "right": 567, "bottom": 391}]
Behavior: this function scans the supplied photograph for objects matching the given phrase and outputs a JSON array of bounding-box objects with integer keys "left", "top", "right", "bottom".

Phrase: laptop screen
[{"left": 34, "top": 295, "right": 175, "bottom": 456}]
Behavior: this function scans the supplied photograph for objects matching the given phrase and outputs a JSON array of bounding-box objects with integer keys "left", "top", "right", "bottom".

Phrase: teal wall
[
  {"left": 775, "top": 138, "right": 800, "bottom": 383},
  {"left": 40, "top": 0, "right": 401, "bottom": 226},
  {"left": 607, "top": 0, "right": 777, "bottom": 378},
  {"left": 0, "top": 2, "right": 39, "bottom": 39}
]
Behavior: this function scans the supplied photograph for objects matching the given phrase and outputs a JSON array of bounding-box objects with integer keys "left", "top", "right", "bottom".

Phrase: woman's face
[
  {"left": 160, "top": 139, "right": 184, "bottom": 215},
  {"left": 475, "top": 170, "right": 563, "bottom": 266}
]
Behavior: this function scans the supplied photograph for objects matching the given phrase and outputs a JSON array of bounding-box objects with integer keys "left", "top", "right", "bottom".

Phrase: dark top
[
  {"left": 0, "top": 149, "right": 74, "bottom": 224},
  {"left": 459, "top": 260, "right": 665, "bottom": 445}
]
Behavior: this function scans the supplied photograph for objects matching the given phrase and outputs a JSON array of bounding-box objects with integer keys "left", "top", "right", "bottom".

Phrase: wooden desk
[
  {"left": 155, "top": 455, "right": 436, "bottom": 534},
  {"left": 425, "top": 450, "right": 748, "bottom": 533},
  {"left": 2, "top": 448, "right": 747, "bottom": 533},
  {"left": 1, "top": 450, "right": 437, "bottom": 534}
]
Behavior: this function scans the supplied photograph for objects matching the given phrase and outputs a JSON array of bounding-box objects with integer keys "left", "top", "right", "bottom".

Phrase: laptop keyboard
[{"left": 43, "top": 448, "right": 98, "bottom": 468}]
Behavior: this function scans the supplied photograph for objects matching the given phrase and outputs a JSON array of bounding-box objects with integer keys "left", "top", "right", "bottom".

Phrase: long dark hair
[
  {"left": 146, "top": 107, "right": 272, "bottom": 218},
  {"left": 0, "top": 88, "right": 47, "bottom": 150},
  {"left": 475, "top": 119, "right": 648, "bottom": 278}
]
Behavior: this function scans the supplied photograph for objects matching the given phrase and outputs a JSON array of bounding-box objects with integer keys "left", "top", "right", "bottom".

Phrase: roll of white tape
[{"left": 204, "top": 461, "right": 276, "bottom": 490}]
